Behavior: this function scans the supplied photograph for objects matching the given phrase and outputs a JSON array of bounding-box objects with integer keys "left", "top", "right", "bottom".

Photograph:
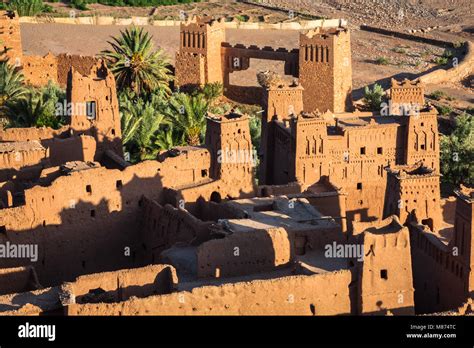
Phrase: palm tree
[
  {"left": 166, "top": 92, "right": 208, "bottom": 146},
  {"left": 154, "top": 126, "right": 181, "bottom": 151},
  {"left": 119, "top": 92, "right": 169, "bottom": 161},
  {"left": 0, "top": 62, "right": 27, "bottom": 109},
  {"left": 4, "top": 90, "right": 46, "bottom": 127},
  {"left": 101, "top": 27, "right": 173, "bottom": 96}
]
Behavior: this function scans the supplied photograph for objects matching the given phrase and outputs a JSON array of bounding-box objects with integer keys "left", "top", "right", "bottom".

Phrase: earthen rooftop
[{"left": 0, "top": 141, "right": 44, "bottom": 153}]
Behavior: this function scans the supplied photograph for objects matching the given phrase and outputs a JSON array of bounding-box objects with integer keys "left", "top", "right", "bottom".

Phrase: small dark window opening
[
  {"left": 86, "top": 185, "right": 92, "bottom": 194},
  {"left": 360, "top": 147, "right": 366, "bottom": 155},
  {"left": 380, "top": 269, "right": 388, "bottom": 280},
  {"left": 377, "top": 147, "right": 383, "bottom": 155},
  {"left": 420, "top": 144, "right": 425, "bottom": 150},
  {"left": 116, "top": 180, "right": 123, "bottom": 189},
  {"left": 201, "top": 169, "right": 208, "bottom": 178},
  {"left": 357, "top": 182, "right": 362, "bottom": 190},
  {"left": 91, "top": 210, "right": 96, "bottom": 218}
]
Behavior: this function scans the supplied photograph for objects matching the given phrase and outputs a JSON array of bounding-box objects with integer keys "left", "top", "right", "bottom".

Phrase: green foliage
[
  {"left": 375, "top": 56, "right": 390, "bottom": 65},
  {"left": 200, "top": 82, "right": 223, "bottom": 104},
  {"left": 4, "top": 82, "right": 65, "bottom": 129},
  {"left": 166, "top": 92, "right": 208, "bottom": 146},
  {"left": 70, "top": 0, "right": 89, "bottom": 10},
  {"left": 7, "top": 0, "right": 46, "bottom": 16},
  {"left": 119, "top": 91, "right": 171, "bottom": 162},
  {"left": 432, "top": 56, "right": 448, "bottom": 65},
  {"left": 436, "top": 104, "right": 453, "bottom": 116},
  {"left": 363, "top": 83, "right": 385, "bottom": 111},
  {"left": 440, "top": 114, "right": 474, "bottom": 186},
  {"left": 234, "top": 14, "right": 249, "bottom": 22},
  {"left": 68, "top": 0, "right": 201, "bottom": 8},
  {"left": 442, "top": 49, "right": 454, "bottom": 59},
  {"left": 0, "top": 62, "right": 27, "bottom": 110},
  {"left": 429, "top": 90, "right": 446, "bottom": 101},
  {"left": 101, "top": 27, "right": 173, "bottom": 96}
]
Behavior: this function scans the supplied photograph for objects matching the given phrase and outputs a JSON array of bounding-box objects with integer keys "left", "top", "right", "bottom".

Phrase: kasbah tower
[
  {"left": 175, "top": 16, "right": 225, "bottom": 89},
  {"left": 299, "top": 27, "right": 353, "bottom": 113}
]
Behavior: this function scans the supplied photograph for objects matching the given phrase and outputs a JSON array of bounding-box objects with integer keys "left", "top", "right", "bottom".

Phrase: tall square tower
[
  {"left": 299, "top": 27, "right": 352, "bottom": 113},
  {"left": 175, "top": 16, "right": 225, "bottom": 90}
]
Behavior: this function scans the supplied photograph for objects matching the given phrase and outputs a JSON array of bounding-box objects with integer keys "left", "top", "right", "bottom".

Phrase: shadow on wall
[{"left": 0, "top": 172, "right": 167, "bottom": 287}]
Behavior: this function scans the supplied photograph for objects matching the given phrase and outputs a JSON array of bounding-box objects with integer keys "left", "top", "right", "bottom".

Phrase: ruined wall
[
  {"left": 141, "top": 198, "right": 213, "bottom": 262},
  {"left": 0, "top": 126, "right": 67, "bottom": 142},
  {"left": 45, "top": 135, "right": 96, "bottom": 166},
  {"left": 0, "top": 266, "right": 39, "bottom": 296},
  {"left": 56, "top": 54, "right": 99, "bottom": 88},
  {"left": 0, "top": 141, "right": 49, "bottom": 182},
  {"left": 197, "top": 228, "right": 292, "bottom": 278},
  {"left": 63, "top": 264, "right": 177, "bottom": 304},
  {"left": 0, "top": 11, "right": 22, "bottom": 64},
  {"left": 0, "top": 162, "right": 166, "bottom": 285},
  {"left": 68, "top": 64, "right": 123, "bottom": 159},
  {"left": 357, "top": 219, "right": 415, "bottom": 315},
  {"left": 22, "top": 53, "right": 58, "bottom": 87},
  {"left": 66, "top": 270, "right": 353, "bottom": 315},
  {"left": 410, "top": 223, "right": 468, "bottom": 313},
  {"left": 0, "top": 144, "right": 244, "bottom": 286}
]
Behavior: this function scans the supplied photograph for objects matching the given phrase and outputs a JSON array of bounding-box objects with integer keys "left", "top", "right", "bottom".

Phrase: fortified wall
[{"left": 175, "top": 16, "right": 352, "bottom": 113}]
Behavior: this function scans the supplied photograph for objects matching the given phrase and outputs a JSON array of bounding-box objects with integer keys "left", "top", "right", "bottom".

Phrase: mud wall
[
  {"left": 64, "top": 264, "right": 177, "bottom": 304},
  {"left": 66, "top": 270, "right": 353, "bottom": 315},
  {"left": 197, "top": 228, "right": 292, "bottom": 278}
]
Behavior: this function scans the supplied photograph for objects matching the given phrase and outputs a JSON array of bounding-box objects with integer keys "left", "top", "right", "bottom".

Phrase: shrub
[
  {"left": 392, "top": 47, "right": 407, "bottom": 54},
  {"left": 432, "top": 56, "right": 449, "bottom": 65},
  {"left": 375, "top": 56, "right": 390, "bottom": 65},
  {"left": 363, "top": 83, "right": 385, "bottom": 111},
  {"left": 428, "top": 90, "right": 446, "bottom": 101},
  {"left": 436, "top": 105, "right": 452, "bottom": 116}
]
